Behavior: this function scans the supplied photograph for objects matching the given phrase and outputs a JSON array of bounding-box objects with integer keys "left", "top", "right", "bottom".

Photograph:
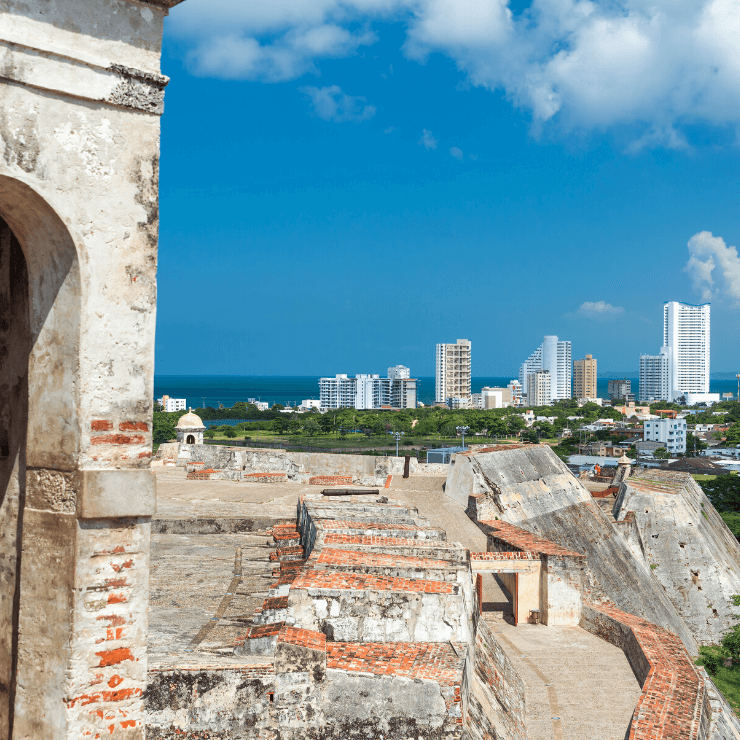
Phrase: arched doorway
[
  {"left": 0, "top": 215, "right": 30, "bottom": 737},
  {"left": 186, "top": 435, "right": 195, "bottom": 444},
  {"left": 0, "top": 177, "right": 80, "bottom": 738}
]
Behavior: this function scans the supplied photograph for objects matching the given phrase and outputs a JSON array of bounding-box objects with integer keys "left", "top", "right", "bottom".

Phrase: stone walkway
[
  {"left": 484, "top": 600, "right": 641, "bottom": 740},
  {"left": 389, "top": 476, "right": 642, "bottom": 740}
]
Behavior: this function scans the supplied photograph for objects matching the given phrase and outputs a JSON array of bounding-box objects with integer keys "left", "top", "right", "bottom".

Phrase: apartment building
[
  {"left": 526, "top": 371, "right": 552, "bottom": 407},
  {"left": 319, "top": 369, "right": 417, "bottom": 410},
  {"left": 643, "top": 418, "right": 687, "bottom": 455},
  {"left": 639, "top": 348, "right": 671, "bottom": 402},
  {"left": 639, "top": 302, "right": 714, "bottom": 404},
  {"left": 573, "top": 354, "right": 597, "bottom": 399},
  {"left": 519, "top": 335, "right": 571, "bottom": 404},
  {"left": 479, "top": 380, "right": 523, "bottom": 409},
  {"left": 157, "top": 395, "right": 187, "bottom": 412},
  {"left": 319, "top": 374, "right": 357, "bottom": 409},
  {"left": 435, "top": 339, "right": 471, "bottom": 404},
  {"left": 608, "top": 378, "right": 634, "bottom": 403}
]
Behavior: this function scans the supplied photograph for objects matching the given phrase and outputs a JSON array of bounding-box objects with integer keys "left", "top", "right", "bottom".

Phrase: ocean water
[{"left": 154, "top": 375, "right": 739, "bottom": 410}]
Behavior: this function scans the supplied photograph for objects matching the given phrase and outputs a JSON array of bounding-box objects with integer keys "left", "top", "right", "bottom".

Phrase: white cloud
[
  {"left": 685, "top": 231, "right": 740, "bottom": 304},
  {"left": 577, "top": 301, "right": 625, "bottom": 316},
  {"left": 167, "top": 0, "right": 740, "bottom": 143},
  {"left": 449, "top": 146, "right": 463, "bottom": 159},
  {"left": 383, "top": 125, "right": 396, "bottom": 133},
  {"left": 300, "top": 85, "right": 376, "bottom": 122},
  {"left": 419, "top": 129, "right": 438, "bottom": 149}
]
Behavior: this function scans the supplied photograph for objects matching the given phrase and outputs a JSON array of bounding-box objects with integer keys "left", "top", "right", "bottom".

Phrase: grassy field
[{"left": 203, "top": 428, "right": 527, "bottom": 449}]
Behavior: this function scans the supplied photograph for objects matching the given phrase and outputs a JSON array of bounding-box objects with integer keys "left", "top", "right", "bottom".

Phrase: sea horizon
[{"left": 155, "top": 374, "right": 740, "bottom": 409}]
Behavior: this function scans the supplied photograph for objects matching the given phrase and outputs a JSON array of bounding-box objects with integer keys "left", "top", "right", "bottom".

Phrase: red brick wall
[
  {"left": 292, "top": 569, "right": 456, "bottom": 594},
  {"left": 479, "top": 519, "right": 585, "bottom": 558},
  {"left": 309, "top": 475, "right": 353, "bottom": 485},
  {"left": 186, "top": 468, "right": 219, "bottom": 480}
]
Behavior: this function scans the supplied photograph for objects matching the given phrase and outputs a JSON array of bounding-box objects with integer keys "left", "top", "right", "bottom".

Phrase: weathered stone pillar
[{"left": 0, "top": 1, "right": 183, "bottom": 738}]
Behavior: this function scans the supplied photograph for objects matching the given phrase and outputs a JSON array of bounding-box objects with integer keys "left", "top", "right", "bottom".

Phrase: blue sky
[{"left": 155, "top": 0, "right": 740, "bottom": 377}]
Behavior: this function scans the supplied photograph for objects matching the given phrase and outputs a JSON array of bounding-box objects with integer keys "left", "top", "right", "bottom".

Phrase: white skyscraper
[
  {"left": 663, "top": 301, "right": 710, "bottom": 400},
  {"left": 519, "top": 336, "right": 571, "bottom": 404}
]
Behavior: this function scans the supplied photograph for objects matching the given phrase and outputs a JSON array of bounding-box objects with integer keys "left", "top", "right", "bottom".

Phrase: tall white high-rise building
[
  {"left": 435, "top": 339, "right": 471, "bottom": 404},
  {"left": 663, "top": 301, "right": 710, "bottom": 399},
  {"left": 639, "top": 302, "right": 712, "bottom": 403},
  {"left": 354, "top": 374, "right": 389, "bottom": 409},
  {"left": 519, "top": 335, "right": 571, "bottom": 404}
]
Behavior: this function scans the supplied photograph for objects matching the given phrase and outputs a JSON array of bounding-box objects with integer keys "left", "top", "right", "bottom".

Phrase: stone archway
[
  {"left": 0, "top": 215, "right": 30, "bottom": 739},
  {"left": 186, "top": 435, "right": 195, "bottom": 445},
  {"left": 0, "top": 177, "right": 81, "bottom": 739}
]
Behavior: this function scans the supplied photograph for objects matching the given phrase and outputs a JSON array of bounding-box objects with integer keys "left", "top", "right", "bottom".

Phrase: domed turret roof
[
  {"left": 176, "top": 409, "right": 205, "bottom": 429},
  {"left": 617, "top": 453, "right": 632, "bottom": 465}
]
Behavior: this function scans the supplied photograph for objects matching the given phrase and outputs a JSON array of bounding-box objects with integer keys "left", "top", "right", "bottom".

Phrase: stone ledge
[
  {"left": 77, "top": 469, "right": 156, "bottom": 518},
  {"left": 326, "top": 641, "right": 465, "bottom": 685}
]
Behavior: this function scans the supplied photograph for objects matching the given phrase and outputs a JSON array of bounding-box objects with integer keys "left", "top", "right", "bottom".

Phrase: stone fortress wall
[
  {"left": 448, "top": 444, "right": 701, "bottom": 652},
  {"left": 145, "top": 469, "right": 740, "bottom": 740},
  {"left": 612, "top": 468, "right": 740, "bottom": 645},
  {"left": 146, "top": 492, "right": 527, "bottom": 739},
  {"left": 446, "top": 444, "right": 740, "bottom": 739},
  {"left": 166, "top": 442, "right": 421, "bottom": 486}
]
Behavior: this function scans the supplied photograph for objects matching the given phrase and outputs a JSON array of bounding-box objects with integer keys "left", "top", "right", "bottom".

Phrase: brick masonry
[
  {"left": 186, "top": 468, "right": 218, "bottom": 480},
  {"left": 321, "top": 534, "right": 460, "bottom": 549},
  {"left": 470, "top": 551, "right": 540, "bottom": 561},
  {"left": 309, "top": 475, "right": 353, "bottom": 485},
  {"left": 478, "top": 519, "right": 586, "bottom": 559},
  {"left": 291, "top": 568, "right": 457, "bottom": 595},
  {"left": 245, "top": 472, "right": 288, "bottom": 483},
  {"left": 311, "top": 548, "right": 456, "bottom": 570},
  {"left": 327, "top": 641, "right": 464, "bottom": 684}
]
